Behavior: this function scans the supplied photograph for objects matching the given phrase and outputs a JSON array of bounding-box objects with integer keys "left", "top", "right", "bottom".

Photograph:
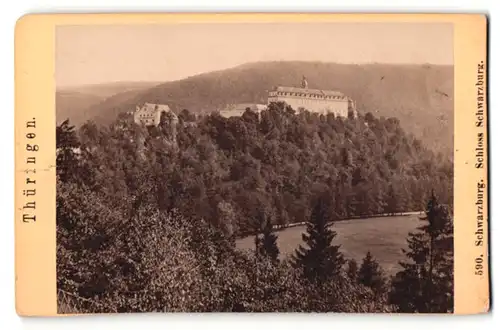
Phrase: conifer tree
[
  {"left": 389, "top": 192, "right": 454, "bottom": 313},
  {"left": 384, "top": 184, "right": 401, "bottom": 215},
  {"left": 292, "top": 194, "right": 345, "bottom": 283},
  {"left": 256, "top": 217, "right": 280, "bottom": 263},
  {"left": 56, "top": 119, "right": 80, "bottom": 183},
  {"left": 358, "top": 251, "right": 385, "bottom": 292},
  {"left": 347, "top": 259, "right": 358, "bottom": 281}
]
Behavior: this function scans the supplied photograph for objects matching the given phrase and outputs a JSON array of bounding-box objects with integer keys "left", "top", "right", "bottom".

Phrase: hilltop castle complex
[
  {"left": 220, "top": 76, "right": 356, "bottom": 119},
  {"left": 134, "top": 77, "right": 356, "bottom": 124}
]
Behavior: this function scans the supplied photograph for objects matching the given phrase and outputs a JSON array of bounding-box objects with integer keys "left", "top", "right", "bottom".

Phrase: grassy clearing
[{"left": 236, "top": 215, "right": 421, "bottom": 275}]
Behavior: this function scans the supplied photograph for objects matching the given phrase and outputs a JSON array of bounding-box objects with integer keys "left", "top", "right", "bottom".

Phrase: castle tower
[{"left": 301, "top": 75, "right": 308, "bottom": 89}]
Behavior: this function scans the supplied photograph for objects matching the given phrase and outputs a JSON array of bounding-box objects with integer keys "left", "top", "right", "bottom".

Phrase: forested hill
[
  {"left": 58, "top": 103, "right": 453, "bottom": 238},
  {"left": 59, "top": 61, "right": 453, "bottom": 155},
  {"left": 57, "top": 102, "right": 454, "bottom": 313}
]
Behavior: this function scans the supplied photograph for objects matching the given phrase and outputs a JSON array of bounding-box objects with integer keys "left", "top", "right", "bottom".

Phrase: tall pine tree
[
  {"left": 389, "top": 191, "right": 454, "bottom": 313},
  {"left": 292, "top": 194, "right": 345, "bottom": 283},
  {"left": 56, "top": 119, "right": 80, "bottom": 183},
  {"left": 255, "top": 216, "right": 280, "bottom": 263},
  {"left": 347, "top": 259, "right": 358, "bottom": 281},
  {"left": 358, "top": 251, "right": 385, "bottom": 293},
  {"left": 384, "top": 184, "right": 401, "bottom": 215}
]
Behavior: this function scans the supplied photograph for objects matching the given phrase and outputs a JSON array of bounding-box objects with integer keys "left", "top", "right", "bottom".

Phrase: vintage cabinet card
[{"left": 15, "top": 13, "right": 489, "bottom": 315}]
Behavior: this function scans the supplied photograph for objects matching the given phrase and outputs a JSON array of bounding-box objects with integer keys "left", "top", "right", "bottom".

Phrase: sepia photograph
[{"left": 54, "top": 21, "right": 455, "bottom": 313}]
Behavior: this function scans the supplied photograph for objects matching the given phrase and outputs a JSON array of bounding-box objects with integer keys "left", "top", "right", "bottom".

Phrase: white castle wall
[
  {"left": 268, "top": 94, "right": 349, "bottom": 117},
  {"left": 219, "top": 103, "right": 267, "bottom": 118},
  {"left": 267, "top": 83, "right": 354, "bottom": 118}
]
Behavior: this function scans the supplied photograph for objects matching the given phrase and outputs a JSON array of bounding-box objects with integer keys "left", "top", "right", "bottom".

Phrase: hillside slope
[
  {"left": 66, "top": 81, "right": 164, "bottom": 99},
  {"left": 76, "top": 61, "right": 454, "bottom": 153},
  {"left": 56, "top": 81, "right": 163, "bottom": 125},
  {"left": 56, "top": 91, "right": 103, "bottom": 125}
]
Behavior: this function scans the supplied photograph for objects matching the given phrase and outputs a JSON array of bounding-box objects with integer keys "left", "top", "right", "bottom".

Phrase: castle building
[
  {"left": 133, "top": 102, "right": 178, "bottom": 126},
  {"left": 267, "top": 77, "right": 356, "bottom": 117},
  {"left": 219, "top": 103, "right": 268, "bottom": 118}
]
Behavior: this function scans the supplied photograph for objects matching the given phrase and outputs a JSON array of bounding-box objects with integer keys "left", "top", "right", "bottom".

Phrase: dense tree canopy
[
  {"left": 56, "top": 103, "right": 453, "bottom": 313},
  {"left": 60, "top": 103, "right": 452, "bottom": 237}
]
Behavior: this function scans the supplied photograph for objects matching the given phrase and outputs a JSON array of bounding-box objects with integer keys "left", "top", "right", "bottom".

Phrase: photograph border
[{"left": 14, "top": 13, "right": 488, "bottom": 316}]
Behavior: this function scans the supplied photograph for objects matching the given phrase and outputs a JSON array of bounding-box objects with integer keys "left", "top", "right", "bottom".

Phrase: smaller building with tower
[{"left": 133, "top": 102, "right": 178, "bottom": 126}]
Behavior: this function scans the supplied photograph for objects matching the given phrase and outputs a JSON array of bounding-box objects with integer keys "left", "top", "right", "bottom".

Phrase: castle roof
[
  {"left": 271, "top": 86, "right": 345, "bottom": 98},
  {"left": 136, "top": 102, "right": 172, "bottom": 115}
]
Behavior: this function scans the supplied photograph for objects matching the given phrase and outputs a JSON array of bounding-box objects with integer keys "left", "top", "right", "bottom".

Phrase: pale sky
[{"left": 56, "top": 23, "right": 453, "bottom": 88}]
